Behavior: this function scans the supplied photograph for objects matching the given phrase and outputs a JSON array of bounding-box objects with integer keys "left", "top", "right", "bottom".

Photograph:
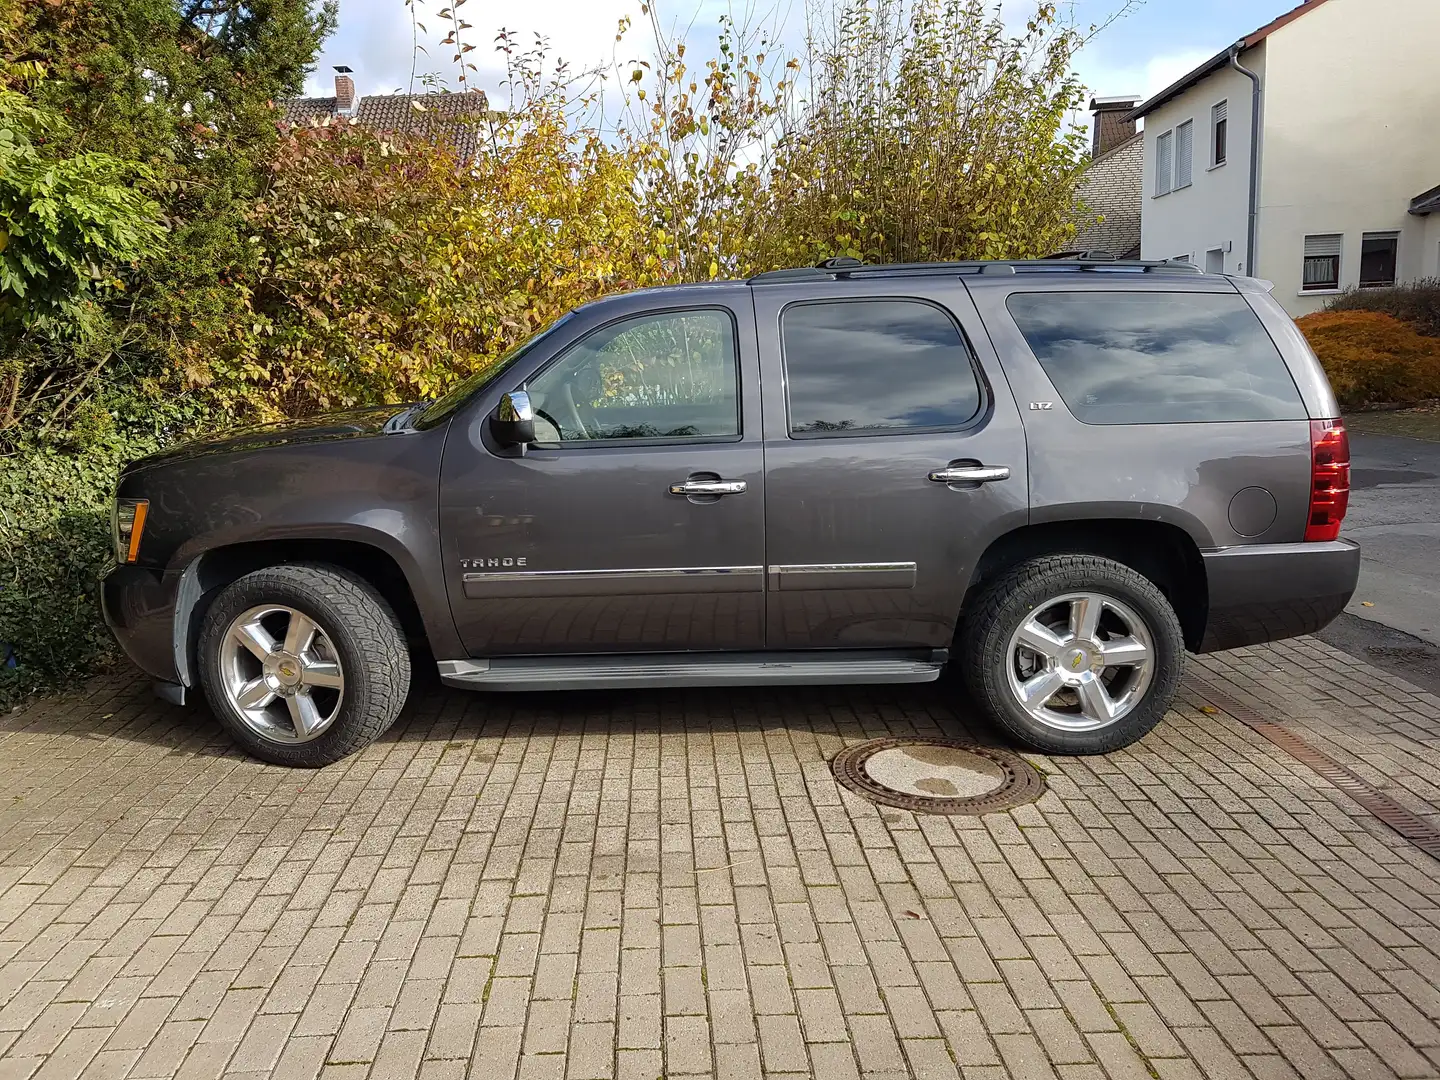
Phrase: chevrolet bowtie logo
[{"left": 1070, "top": 654, "right": 1083, "bottom": 670}]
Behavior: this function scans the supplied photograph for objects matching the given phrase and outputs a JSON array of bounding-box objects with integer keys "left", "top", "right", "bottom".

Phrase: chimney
[
  {"left": 334, "top": 65, "right": 356, "bottom": 114},
  {"left": 1090, "top": 96, "right": 1140, "bottom": 157}
]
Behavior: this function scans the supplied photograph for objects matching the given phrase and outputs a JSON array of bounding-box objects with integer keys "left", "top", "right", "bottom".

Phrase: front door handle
[
  {"left": 669, "top": 479, "right": 748, "bottom": 496},
  {"left": 928, "top": 465, "right": 1010, "bottom": 484}
]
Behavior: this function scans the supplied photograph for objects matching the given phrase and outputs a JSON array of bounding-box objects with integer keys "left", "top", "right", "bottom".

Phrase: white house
[{"left": 1129, "top": 0, "right": 1440, "bottom": 316}]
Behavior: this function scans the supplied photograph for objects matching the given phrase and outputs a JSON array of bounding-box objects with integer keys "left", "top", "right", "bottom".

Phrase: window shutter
[
  {"left": 1213, "top": 100, "right": 1227, "bottom": 125},
  {"left": 1175, "top": 120, "right": 1193, "bottom": 188},
  {"left": 1304, "top": 235, "right": 1342, "bottom": 258},
  {"left": 1156, "top": 132, "right": 1173, "bottom": 195}
]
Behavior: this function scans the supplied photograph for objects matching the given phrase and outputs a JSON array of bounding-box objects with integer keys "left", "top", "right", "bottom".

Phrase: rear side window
[
  {"left": 781, "top": 299, "right": 982, "bottom": 437},
  {"left": 1006, "top": 291, "right": 1306, "bottom": 424}
]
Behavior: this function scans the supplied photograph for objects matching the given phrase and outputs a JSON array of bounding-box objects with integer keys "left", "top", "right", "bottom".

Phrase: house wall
[
  {"left": 1257, "top": 0, "right": 1440, "bottom": 314},
  {"left": 1424, "top": 215, "right": 1440, "bottom": 278},
  {"left": 1138, "top": 58, "right": 1263, "bottom": 276},
  {"left": 1073, "top": 133, "right": 1144, "bottom": 257}
]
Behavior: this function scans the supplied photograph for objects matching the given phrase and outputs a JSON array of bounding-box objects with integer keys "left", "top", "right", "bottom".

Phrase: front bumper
[
  {"left": 1197, "top": 539, "right": 1361, "bottom": 653},
  {"left": 101, "top": 562, "right": 184, "bottom": 684}
]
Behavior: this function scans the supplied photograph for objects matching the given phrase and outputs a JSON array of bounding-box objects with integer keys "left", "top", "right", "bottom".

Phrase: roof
[
  {"left": 1410, "top": 183, "right": 1440, "bottom": 216},
  {"left": 1072, "top": 131, "right": 1144, "bottom": 259},
  {"left": 1125, "top": 0, "right": 1334, "bottom": 121},
  {"left": 281, "top": 97, "right": 338, "bottom": 123},
  {"left": 279, "top": 91, "right": 496, "bottom": 159}
]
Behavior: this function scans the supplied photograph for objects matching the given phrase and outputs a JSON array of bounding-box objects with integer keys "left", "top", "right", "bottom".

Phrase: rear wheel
[
  {"left": 198, "top": 563, "right": 410, "bottom": 767},
  {"left": 959, "top": 554, "right": 1184, "bottom": 754}
]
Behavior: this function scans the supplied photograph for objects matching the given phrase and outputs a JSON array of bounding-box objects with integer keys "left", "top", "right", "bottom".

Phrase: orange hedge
[{"left": 1295, "top": 309, "right": 1440, "bottom": 410}]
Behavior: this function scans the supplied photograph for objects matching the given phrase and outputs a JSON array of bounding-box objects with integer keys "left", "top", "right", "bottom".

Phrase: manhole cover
[{"left": 831, "top": 737, "right": 1046, "bottom": 815}]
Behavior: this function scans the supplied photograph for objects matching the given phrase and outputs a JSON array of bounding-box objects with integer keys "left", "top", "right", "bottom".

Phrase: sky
[{"left": 302, "top": 0, "right": 1305, "bottom": 126}]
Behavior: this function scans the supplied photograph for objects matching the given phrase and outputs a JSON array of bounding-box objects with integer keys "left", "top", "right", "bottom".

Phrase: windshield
[{"left": 414, "top": 312, "right": 576, "bottom": 429}]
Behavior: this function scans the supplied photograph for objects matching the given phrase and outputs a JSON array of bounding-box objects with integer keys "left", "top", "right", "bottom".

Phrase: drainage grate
[
  {"left": 1187, "top": 675, "right": 1440, "bottom": 861},
  {"left": 831, "top": 737, "right": 1046, "bottom": 815}
]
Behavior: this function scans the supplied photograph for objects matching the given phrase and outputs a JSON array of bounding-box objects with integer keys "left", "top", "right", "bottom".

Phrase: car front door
[
  {"left": 439, "top": 290, "right": 766, "bottom": 655},
  {"left": 754, "top": 276, "right": 1029, "bottom": 651}
]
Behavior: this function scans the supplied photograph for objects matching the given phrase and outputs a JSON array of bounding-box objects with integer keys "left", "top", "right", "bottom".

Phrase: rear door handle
[
  {"left": 928, "top": 465, "right": 1010, "bottom": 484},
  {"left": 669, "top": 479, "right": 748, "bottom": 496}
]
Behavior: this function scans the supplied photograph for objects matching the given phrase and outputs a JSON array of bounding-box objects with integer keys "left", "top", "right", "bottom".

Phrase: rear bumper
[
  {"left": 101, "top": 563, "right": 183, "bottom": 683},
  {"left": 1197, "top": 539, "right": 1360, "bottom": 653}
]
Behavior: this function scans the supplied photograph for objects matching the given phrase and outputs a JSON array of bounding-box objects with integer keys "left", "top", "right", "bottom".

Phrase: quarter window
[
  {"left": 525, "top": 310, "right": 739, "bottom": 444},
  {"left": 1005, "top": 291, "right": 1306, "bottom": 425},
  {"left": 781, "top": 299, "right": 983, "bottom": 437}
]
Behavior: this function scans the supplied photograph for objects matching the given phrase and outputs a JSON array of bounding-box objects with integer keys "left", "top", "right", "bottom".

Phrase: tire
[
  {"left": 198, "top": 562, "right": 411, "bottom": 767},
  {"left": 958, "top": 554, "right": 1184, "bottom": 755}
]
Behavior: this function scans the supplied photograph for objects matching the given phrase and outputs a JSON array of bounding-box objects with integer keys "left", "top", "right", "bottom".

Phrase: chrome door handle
[
  {"left": 928, "top": 465, "right": 1010, "bottom": 484},
  {"left": 669, "top": 479, "right": 748, "bottom": 496}
]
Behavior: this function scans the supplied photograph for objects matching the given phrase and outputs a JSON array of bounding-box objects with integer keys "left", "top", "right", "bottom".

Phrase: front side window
[
  {"left": 781, "top": 299, "right": 983, "bottom": 437},
  {"left": 1303, "top": 234, "right": 1342, "bottom": 291},
  {"left": 1006, "top": 291, "right": 1306, "bottom": 425},
  {"left": 1360, "top": 232, "right": 1399, "bottom": 288},
  {"left": 525, "top": 310, "right": 738, "bottom": 444}
]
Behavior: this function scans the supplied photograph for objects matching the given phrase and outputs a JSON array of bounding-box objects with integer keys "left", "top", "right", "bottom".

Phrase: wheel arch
[
  {"left": 959, "top": 519, "right": 1208, "bottom": 651},
  {"left": 173, "top": 538, "right": 431, "bottom": 687}
]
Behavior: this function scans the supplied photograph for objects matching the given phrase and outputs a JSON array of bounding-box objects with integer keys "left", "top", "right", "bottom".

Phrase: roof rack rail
[{"left": 747, "top": 257, "right": 1204, "bottom": 283}]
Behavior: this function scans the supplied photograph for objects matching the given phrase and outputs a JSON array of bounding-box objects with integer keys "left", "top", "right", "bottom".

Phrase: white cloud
[
  {"left": 1072, "top": 47, "right": 1214, "bottom": 112},
  {"left": 304, "top": 0, "right": 802, "bottom": 106}
]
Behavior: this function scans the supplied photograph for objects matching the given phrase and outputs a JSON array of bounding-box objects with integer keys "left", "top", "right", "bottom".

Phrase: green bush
[
  {"left": 0, "top": 434, "right": 157, "bottom": 706},
  {"left": 1326, "top": 279, "right": 1440, "bottom": 338}
]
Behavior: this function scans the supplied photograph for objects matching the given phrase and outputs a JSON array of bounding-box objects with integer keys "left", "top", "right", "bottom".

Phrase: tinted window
[
  {"left": 782, "top": 300, "right": 982, "bottom": 437},
  {"left": 1006, "top": 292, "right": 1305, "bottom": 425},
  {"left": 526, "top": 310, "right": 738, "bottom": 444}
]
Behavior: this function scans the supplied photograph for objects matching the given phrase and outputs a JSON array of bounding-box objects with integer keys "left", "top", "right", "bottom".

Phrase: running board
[{"left": 436, "top": 651, "right": 944, "bottom": 691}]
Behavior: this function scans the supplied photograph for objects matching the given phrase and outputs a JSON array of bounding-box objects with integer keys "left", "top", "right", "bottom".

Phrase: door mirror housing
[{"left": 490, "top": 390, "right": 536, "bottom": 447}]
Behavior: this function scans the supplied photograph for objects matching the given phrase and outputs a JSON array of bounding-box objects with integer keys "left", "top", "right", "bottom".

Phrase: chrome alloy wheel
[
  {"left": 1004, "top": 592, "right": 1155, "bottom": 733},
  {"left": 218, "top": 605, "right": 345, "bottom": 744}
]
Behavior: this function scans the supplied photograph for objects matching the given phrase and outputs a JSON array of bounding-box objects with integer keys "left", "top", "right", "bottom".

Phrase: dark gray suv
[{"left": 103, "top": 258, "right": 1359, "bottom": 766}]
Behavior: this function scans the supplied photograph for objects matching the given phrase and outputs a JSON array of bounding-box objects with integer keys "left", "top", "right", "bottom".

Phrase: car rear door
[
  {"left": 438, "top": 287, "right": 767, "bottom": 655},
  {"left": 753, "top": 275, "right": 1030, "bottom": 651}
]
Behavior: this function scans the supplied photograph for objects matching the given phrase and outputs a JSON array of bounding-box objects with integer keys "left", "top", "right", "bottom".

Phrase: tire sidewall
[
  {"left": 964, "top": 556, "right": 1184, "bottom": 755},
  {"left": 198, "top": 567, "right": 402, "bottom": 767}
]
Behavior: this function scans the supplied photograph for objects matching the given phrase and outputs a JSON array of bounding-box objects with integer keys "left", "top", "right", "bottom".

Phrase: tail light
[{"left": 1305, "top": 419, "right": 1349, "bottom": 542}]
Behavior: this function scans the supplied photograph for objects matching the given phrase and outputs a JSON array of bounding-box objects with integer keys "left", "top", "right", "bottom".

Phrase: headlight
[{"left": 113, "top": 498, "right": 149, "bottom": 564}]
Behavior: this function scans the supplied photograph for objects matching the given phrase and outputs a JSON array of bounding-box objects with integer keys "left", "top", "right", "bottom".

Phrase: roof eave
[{"left": 1409, "top": 183, "right": 1440, "bottom": 216}]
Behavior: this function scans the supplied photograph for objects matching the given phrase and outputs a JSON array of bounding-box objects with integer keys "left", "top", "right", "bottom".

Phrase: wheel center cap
[{"left": 266, "top": 653, "right": 303, "bottom": 690}]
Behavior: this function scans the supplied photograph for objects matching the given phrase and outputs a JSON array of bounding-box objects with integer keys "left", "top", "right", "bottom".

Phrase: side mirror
[{"left": 490, "top": 390, "right": 535, "bottom": 447}]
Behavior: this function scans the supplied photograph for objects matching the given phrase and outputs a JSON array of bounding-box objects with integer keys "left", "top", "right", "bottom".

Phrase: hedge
[{"left": 1295, "top": 309, "right": 1440, "bottom": 411}]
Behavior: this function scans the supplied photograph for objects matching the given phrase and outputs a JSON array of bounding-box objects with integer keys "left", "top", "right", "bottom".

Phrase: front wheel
[
  {"left": 198, "top": 563, "right": 411, "bottom": 767},
  {"left": 959, "top": 555, "right": 1184, "bottom": 755}
]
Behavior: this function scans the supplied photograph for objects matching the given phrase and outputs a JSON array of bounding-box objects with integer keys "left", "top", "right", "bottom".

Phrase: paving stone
[{"left": 2, "top": 646, "right": 1439, "bottom": 1080}]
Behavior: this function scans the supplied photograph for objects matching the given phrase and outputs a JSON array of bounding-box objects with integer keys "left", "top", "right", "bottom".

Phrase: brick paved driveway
[{"left": 3, "top": 639, "right": 1440, "bottom": 1080}]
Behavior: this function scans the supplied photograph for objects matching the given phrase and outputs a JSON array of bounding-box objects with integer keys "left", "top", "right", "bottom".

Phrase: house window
[
  {"left": 1211, "top": 101, "right": 1227, "bottom": 166},
  {"left": 1174, "top": 120, "right": 1193, "bottom": 188},
  {"left": 1155, "top": 131, "right": 1173, "bottom": 196},
  {"left": 1360, "top": 232, "right": 1399, "bottom": 288},
  {"left": 1302, "top": 234, "right": 1342, "bottom": 291},
  {"left": 1205, "top": 248, "right": 1225, "bottom": 274}
]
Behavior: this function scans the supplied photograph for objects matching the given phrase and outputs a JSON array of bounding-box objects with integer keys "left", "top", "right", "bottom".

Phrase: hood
[{"left": 123, "top": 403, "right": 425, "bottom": 475}]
